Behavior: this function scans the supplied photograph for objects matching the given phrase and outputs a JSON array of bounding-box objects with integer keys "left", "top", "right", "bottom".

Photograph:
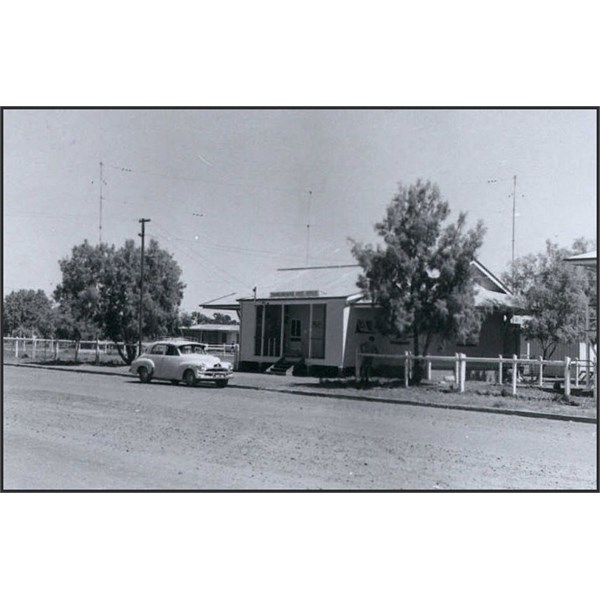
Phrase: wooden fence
[
  {"left": 3, "top": 337, "right": 239, "bottom": 368},
  {"left": 356, "top": 350, "right": 597, "bottom": 399}
]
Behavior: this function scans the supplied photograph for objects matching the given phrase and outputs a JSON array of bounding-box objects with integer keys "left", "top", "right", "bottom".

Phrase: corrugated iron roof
[{"left": 242, "top": 264, "right": 364, "bottom": 300}]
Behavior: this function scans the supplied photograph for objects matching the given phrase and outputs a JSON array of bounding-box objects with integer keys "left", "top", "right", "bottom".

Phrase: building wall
[
  {"left": 240, "top": 300, "right": 515, "bottom": 373},
  {"left": 343, "top": 307, "right": 514, "bottom": 369},
  {"left": 239, "top": 298, "right": 348, "bottom": 368}
]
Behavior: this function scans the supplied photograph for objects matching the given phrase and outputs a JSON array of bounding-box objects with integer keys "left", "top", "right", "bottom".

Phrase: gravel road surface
[{"left": 3, "top": 366, "right": 597, "bottom": 490}]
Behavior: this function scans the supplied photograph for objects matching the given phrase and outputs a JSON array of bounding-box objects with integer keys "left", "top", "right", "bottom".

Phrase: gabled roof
[
  {"left": 240, "top": 264, "right": 364, "bottom": 301},
  {"left": 229, "top": 259, "right": 516, "bottom": 312},
  {"left": 180, "top": 324, "right": 239, "bottom": 332},
  {"left": 564, "top": 250, "right": 597, "bottom": 268}
]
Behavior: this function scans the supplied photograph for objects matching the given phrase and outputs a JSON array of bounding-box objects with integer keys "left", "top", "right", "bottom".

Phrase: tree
[
  {"left": 2, "top": 289, "right": 56, "bottom": 338},
  {"left": 54, "top": 238, "right": 186, "bottom": 364},
  {"left": 509, "top": 239, "right": 596, "bottom": 359},
  {"left": 351, "top": 180, "right": 486, "bottom": 383}
]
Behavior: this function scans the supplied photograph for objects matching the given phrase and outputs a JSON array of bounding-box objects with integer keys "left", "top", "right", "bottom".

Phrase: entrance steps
[{"left": 266, "top": 356, "right": 304, "bottom": 376}]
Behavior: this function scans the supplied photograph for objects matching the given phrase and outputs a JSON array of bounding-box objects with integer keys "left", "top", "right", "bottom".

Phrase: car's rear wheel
[
  {"left": 215, "top": 379, "right": 228, "bottom": 388},
  {"left": 138, "top": 366, "right": 152, "bottom": 383},
  {"left": 183, "top": 369, "right": 197, "bottom": 387}
]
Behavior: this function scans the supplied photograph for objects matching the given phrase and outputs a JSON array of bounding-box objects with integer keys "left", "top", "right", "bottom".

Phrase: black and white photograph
[
  {"left": 2, "top": 4, "right": 600, "bottom": 600},
  {"left": 3, "top": 108, "right": 597, "bottom": 491}
]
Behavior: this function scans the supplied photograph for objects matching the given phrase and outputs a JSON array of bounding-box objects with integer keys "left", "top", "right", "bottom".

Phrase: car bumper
[{"left": 196, "top": 372, "right": 232, "bottom": 381}]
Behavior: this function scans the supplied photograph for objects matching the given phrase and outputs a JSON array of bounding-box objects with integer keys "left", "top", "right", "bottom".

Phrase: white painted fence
[
  {"left": 3, "top": 337, "right": 240, "bottom": 368},
  {"left": 356, "top": 350, "right": 597, "bottom": 399}
]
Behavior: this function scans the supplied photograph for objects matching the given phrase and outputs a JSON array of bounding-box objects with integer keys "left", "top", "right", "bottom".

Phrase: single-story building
[
  {"left": 179, "top": 324, "right": 239, "bottom": 346},
  {"left": 203, "top": 260, "right": 521, "bottom": 376}
]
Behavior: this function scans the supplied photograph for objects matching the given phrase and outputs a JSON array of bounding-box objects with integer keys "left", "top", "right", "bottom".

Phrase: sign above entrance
[{"left": 270, "top": 290, "right": 321, "bottom": 298}]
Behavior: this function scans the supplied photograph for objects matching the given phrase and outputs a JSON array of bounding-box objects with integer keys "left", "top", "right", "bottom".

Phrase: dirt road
[{"left": 3, "top": 366, "right": 597, "bottom": 489}]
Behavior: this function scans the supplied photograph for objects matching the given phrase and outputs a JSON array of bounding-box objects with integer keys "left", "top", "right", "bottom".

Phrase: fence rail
[
  {"left": 356, "top": 350, "right": 597, "bottom": 399},
  {"left": 3, "top": 337, "right": 240, "bottom": 368}
]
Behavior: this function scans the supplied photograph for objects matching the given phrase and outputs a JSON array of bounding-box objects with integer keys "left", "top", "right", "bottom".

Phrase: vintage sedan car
[{"left": 129, "top": 339, "right": 233, "bottom": 387}]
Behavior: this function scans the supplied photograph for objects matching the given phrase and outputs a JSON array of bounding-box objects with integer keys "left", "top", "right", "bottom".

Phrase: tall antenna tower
[
  {"left": 98, "top": 161, "right": 104, "bottom": 244},
  {"left": 511, "top": 174, "right": 517, "bottom": 288},
  {"left": 305, "top": 190, "right": 312, "bottom": 265}
]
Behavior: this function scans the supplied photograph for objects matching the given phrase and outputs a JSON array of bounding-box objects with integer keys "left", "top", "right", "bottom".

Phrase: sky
[{"left": 3, "top": 108, "right": 597, "bottom": 313}]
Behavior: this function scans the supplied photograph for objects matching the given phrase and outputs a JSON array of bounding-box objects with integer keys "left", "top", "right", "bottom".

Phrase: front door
[{"left": 283, "top": 304, "right": 310, "bottom": 357}]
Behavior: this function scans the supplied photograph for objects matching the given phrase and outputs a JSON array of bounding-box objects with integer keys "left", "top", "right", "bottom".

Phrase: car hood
[{"left": 181, "top": 355, "right": 231, "bottom": 368}]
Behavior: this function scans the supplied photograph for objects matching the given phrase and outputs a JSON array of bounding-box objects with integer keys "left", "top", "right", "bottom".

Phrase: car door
[
  {"left": 161, "top": 344, "right": 182, "bottom": 379},
  {"left": 148, "top": 343, "right": 167, "bottom": 377}
]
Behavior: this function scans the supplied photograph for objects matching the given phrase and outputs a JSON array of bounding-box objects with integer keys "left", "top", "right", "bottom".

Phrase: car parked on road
[{"left": 129, "top": 339, "right": 233, "bottom": 387}]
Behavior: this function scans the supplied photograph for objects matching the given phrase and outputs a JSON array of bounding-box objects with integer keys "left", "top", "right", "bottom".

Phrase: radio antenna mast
[
  {"left": 511, "top": 175, "right": 517, "bottom": 288},
  {"left": 305, "top": 190, "right": 312, "bottom": 265},
  {"left": 98, "top": 161, "right": 104, "bottom": 244}
]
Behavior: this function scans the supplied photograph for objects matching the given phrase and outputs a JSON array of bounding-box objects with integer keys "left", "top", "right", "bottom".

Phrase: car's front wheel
[
  {"left": 138, "top": 366, "right": 152, "bottom": 383},
  {"left": 183, "top": 369, "right": 197, "bottom": 387}
]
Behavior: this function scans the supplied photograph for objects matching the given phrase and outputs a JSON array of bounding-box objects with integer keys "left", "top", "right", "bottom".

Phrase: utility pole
[
  {"left": 511, "top": 174, "right": 517, "bottom": 289},
  {"left": 99, "top": 161, "right": 104, "bottom": 244},
  {"left": 138, "top": 218, "right": 151, "bottom": 356}
]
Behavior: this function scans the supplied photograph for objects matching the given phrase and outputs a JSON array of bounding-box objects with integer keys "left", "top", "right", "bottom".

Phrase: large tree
[
  {"left": 2, "top": 289, "right": 56, "bottom": 338},
  {"left": 509, "top": 239, "right": 596, "bottom": 359},
  {"left": 351, "top": 180, "right": 486, "bottom": 382},
  {"left": 54, "top": 238, "right": 186, "bottom": 363}
]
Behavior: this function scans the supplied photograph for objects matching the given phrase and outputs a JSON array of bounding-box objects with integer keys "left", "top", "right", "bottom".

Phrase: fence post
[
  {"left": 564, "top": 356, "right": 571, "bottom": 397},
  {"left": 74, "top": 340, "right": 80, "bottom": 362},
  {"left": 404, "top": 351, "right": 410, "bottom": 388},
  {"left": 95, "top": 339, "right": 100, "bottom": 365},
  {"left": 512, "top": 355, "right": 518, "bottom": 396},
  {"left": 32, "top": 338, "right": 37, "bottom": 360},
  {"left": 54, "top": 339, "right": 60, "bottom": 360},
  {"left": 574, "top": 359, "right": 580, "bottom": 389},
  {"left": 355, "top": 348, "right": 360, "bottom": 380},
  {"left": 425, "top": 357, "right": 432, "bottom": 381},
  {"left": 459, "top": 353, "right": 466, "bottom": 393},
  {"left": 498, "top": 355, "right": 503, "bottom": 384},
  {"left": 594, "top": 357, "right": 597, "bottom": 403},
  {"left": 538, "top": 356, "right": 543, "bottom": 388},
  {"left": 454, "top": 353, "right": 460, "bottom": 386}
]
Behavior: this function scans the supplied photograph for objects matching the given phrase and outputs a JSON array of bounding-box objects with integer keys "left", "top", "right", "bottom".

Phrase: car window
[
  {"left": 149, "top": 344, "right": 167, "bottom": 355},
  {"left": 179, "top": 344, "right": 205, "bottom": 355},
  {"left": 165, "top": 345, "right": 179, "bottom": 356}
]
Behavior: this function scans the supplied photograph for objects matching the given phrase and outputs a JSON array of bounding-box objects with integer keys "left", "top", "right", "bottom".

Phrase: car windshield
[{"left": 178, "top": 344, "right": 206, "bottom": 355}]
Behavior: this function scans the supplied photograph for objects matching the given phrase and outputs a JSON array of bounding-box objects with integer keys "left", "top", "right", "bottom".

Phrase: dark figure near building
[{"left": 359, "top": 336, "right": 378, "bottom": 385}]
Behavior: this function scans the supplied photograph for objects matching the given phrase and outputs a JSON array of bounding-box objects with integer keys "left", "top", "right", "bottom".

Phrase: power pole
[
  {"left": 138, "top": 218, "right": 151, "bottom": 356},
  {"left": 511, "top": 174, "right": 517, "bottom": 289}
]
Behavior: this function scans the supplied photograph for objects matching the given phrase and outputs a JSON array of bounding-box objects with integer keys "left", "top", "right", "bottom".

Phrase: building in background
[
  {"left": 204, "top": 261, "right": 521, "bottom": 376},
  {"left": 179, "top": 324, "right": 239, "bottom": 347}
]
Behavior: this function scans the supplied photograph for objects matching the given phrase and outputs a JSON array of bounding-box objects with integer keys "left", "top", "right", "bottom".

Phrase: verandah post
[{"left": 498, "top": 355, "right": 503, "bottom": 385}]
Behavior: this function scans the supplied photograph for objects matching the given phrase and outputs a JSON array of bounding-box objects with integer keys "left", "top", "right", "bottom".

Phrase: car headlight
[{"left": 196, "top": 364, "right": 207, "bottom": 373}]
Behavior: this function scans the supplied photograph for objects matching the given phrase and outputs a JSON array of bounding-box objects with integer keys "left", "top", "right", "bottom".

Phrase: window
[
  {"left": 150, "top": 344, "right": 167, "bottom": 355},
  {"left": 166, "top": 345, "right": 179, "bottom": 356},
  {"left": 290, "top": 319, "right": 302, "bottom": 339},
  {"left": 356, "top": 319, "right": 374, "bottom": 334}
]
